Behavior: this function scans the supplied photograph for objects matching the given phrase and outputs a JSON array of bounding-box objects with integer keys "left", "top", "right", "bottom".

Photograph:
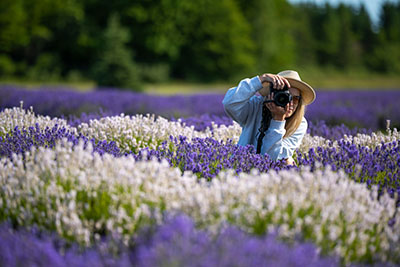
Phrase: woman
[{"left": 222, "top": 70, "right": 316, "bottom": 165}]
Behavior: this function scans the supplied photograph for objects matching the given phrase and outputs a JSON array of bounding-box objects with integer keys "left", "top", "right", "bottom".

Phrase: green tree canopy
[
  {"left": 90, "top": 14, "right": 141, "bottom": 90},
  {"left": 0, "top": 0, "right": 399, "bottom": 86}
]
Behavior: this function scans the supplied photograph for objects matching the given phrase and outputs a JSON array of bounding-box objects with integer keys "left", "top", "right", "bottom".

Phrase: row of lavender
[
  {"left": 0, "top": 106, "right": 399, "bottom": 265},
  {"left": 1, "top": 86, "right": 400, "bottom": 130},
  {"left": 1, "top": 121, "right": 398, "bottom": 198},
  {"left": 0, "top": 215, "right": 339, "bottom": 267}
]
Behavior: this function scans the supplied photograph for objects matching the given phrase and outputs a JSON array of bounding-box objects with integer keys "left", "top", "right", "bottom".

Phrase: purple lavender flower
[
  {"left": 306, "top": 90, "right": 400, "bottom": 130},
  {"left": 0, "top": 124, "right": 121, "bottom": 159},
  {"left": 0, "top": 224, "right": 67, "bottom": 267},
  {"left": 0, "top": 223, "right": 131, "bottom": 267},
  {"left": 174, "top": 114, "right": 234, "bottom": 131},
  {"left": 0, "top": 217, "right": 340, "bottom": 267},
  {"left": 0, "top": 86, "right": 225, "bottom": 120},
  {"left": 296, "top": 139, "right": 400, "bottom": 205},
  {"left": 134, "top": 136, "right": 292, "bottom": 179},
  {"left": 134, "top": 214, "right": 340, "bottom": 267},
  {"left": 307, "top": 120, "right": 373, "bottom": 140},
  {"left": 1, "top": 86, "right": 400, "bottom": 130}
]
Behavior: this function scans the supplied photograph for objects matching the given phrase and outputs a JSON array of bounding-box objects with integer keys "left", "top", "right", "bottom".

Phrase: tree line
[{"left": 0, "top": 0, "right": 399, "bottom": 90}]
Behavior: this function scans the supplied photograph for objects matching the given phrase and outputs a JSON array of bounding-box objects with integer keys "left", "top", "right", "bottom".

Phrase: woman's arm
[
  {"left": 222, "top": 76, "right": 263, "bottom": 126},
  {"left": 223, "top": 73, "right": 291, "bottom": 125}
]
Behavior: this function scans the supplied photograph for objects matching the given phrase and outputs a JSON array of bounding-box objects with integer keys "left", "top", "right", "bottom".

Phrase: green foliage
[
  {"left": 90, "top": 14, "right": 141, "bottom": 90},
  {"left": 139, "top": 63, "right": 170, "bottom": 83},
  {"left": 26, "top": 53, "right": 62, "bottom": 81},
  {"left": 371, "top": 42, "right": 400, "bottom": 73},
  {"left": 290, "top": 3, "right": 319, "bottom": 67},
  {"left": 371, "top": 2, "right": 400, "bottom": 73},
  {"left": 186, "top": 0, "right": 254, "bottom": 81},
  {"left": 243, "top": 0, "right": 297, "bottom": 73},
  {"left": 1, "top": 0, "right": 400, "bottom": 84},
  {"left": 164, "top": 0, "right": 255, "bottom": 81},
  {"left": 0, "top": 0, "right": 29, "bottom": 52},
  {"left": 0, "top": 54, "right": 16, "bottom": 76}
]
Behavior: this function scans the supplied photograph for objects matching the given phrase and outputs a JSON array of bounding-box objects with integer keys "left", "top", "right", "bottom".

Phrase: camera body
[{"left": 270, "top": 85, "right": 292, "bottom": 107}]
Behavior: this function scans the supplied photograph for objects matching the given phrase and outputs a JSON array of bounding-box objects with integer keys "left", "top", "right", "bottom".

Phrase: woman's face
[{"left": 287, "top": 88, "right": 301, "bottom": 117}]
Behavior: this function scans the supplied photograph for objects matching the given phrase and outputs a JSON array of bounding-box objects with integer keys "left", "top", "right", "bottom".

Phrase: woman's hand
[
  {"left": 259, "top": 73, "right": 293, "bottom": 120},
  {"left": 265, "top": 93, "right": 294, "bottom": 121},
  {"left": 259, "top": 73, "right": 291, "bottom": 90}
]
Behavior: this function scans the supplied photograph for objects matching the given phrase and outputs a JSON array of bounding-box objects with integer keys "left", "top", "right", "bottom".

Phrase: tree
[
  {"left": 352, "top": 4, "right": 377, "bottom": 68},
  {"left": 336, "top": 4, "right": 360, "bottom": 68},
  {"left": 0, "top": 0, "right": 86, "bottom": 78},
  {"left": 370, "top": 2, "right": 400, "bottom": 73},
  {"left": 0, "top": 0, "right": 29, "bottom": 53},
  {"left": 236, "top": 0, "right": 297, "bottom": 73},
  {"left": 172, "top": 0, "right": 255, "bottom": 81},
  {"left": 90, "top": 14, "right": 141, "bottom": 90},
  {"left": 291, "top": 3, "right": 319, "bottom": 67}
]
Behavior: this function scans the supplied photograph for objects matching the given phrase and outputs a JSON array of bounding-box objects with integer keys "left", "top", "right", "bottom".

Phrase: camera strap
[{"left": 256, "top": 101, "right": 272, "bottom": 154}]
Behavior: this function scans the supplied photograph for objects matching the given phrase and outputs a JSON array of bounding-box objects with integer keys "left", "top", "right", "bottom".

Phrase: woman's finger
[
  {"left": 283, "top": 77, "right": 291, "bottom": 88},
  {"left": 276, "top": 76, "right": 285, "bottom": 89},
  {"left": 273, "top": 76, "right": 280, "bottom": 89},
  {"left": 271, "top": 76, "right": 278, "bottom": 89},
  {"left": 284, "top": 103, "right": 289, "bottom": 112},
  {"left": 285, "top": 102, "right": 294, "bottom": 115},
  {"left": 266, "top": 102, "right": 273, "bottom": 111},
  {"left": 267, "top": 91, "right": 274, "bottom": 101}
]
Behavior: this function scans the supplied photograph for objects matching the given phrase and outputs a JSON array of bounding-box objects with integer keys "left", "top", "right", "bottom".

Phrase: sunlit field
[{"left": 1, "top": 86, "right": 400, "bottom": 266}]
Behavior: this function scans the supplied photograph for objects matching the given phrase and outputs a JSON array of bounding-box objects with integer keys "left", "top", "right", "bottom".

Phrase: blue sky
[{"left": 287, "top": 0, "right": 399, "bottom": 25}]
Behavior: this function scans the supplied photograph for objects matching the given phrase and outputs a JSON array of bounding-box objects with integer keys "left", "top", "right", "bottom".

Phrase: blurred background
[{"left": 0, "top": 0, "right": 399, "bottom": 93}]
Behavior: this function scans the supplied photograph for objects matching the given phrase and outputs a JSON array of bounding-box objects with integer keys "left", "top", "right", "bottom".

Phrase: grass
[
  {"left": 143, "top": 81, "right": 231, "bottom": 95},
  {"left": 299, "top": 67, "right": 400, "bottom": 90},
  {"left": 305, "top": 74, "right": 400, "bottom": 90},
  {"left": 0, "top": 79, "right": 96, "bottom": 92}
]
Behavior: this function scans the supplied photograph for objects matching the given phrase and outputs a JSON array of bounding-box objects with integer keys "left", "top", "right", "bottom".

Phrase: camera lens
[{"left": 274, "top": 91, "right": 292, "bottom": 107}]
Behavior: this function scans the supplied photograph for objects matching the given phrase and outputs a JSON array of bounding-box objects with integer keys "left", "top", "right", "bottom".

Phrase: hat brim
[{"left": 285, "top": 78, "right": 316, "bottom": 105}]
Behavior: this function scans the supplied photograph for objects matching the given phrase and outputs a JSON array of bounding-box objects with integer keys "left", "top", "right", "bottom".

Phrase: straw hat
[{"left": 277, "top": 70, "right": 316, "bottom": 105}]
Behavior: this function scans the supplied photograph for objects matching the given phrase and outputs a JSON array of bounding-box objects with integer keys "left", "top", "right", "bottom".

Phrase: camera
[{"left": 270, "top": 85, "right": 292, "bottom": 107}]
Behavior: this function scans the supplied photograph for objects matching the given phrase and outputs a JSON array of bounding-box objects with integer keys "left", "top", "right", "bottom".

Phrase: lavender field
[
  {"left": 0, "top": 86, "right": 400, "bottom": 266},
  {"left": 1, "top": 85, "right": 400, "bottom": 131}
]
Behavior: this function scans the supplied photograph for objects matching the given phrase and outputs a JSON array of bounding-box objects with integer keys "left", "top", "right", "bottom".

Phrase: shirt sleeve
[
  {"left": 262, "top": 117, "right": 308, "bottom": 160},
  {"left": 222, "top": 76, "right": 263, "bottom": 126}
]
